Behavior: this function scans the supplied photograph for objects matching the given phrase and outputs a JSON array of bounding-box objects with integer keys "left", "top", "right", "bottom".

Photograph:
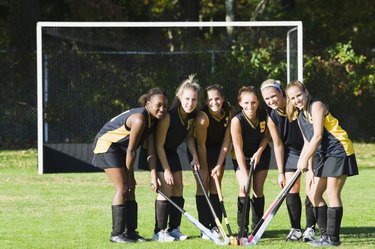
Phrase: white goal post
[{"left": 36, "top": 21, "right": 303, "bottom": 175}]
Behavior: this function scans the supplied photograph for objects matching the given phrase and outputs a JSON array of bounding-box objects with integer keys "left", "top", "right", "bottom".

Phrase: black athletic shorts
[
  {"left": 284, "top": 152, "right": 299, "bottom": 172},
  {"left": 92, "top": 151, "right": 125, "bottom": 170},
  {"left": 156, "top": 149, "right": 182, "bottom": 172},
  {"left": 232, "top": 148, "right": 271, "bottom": 172},
  {"left": 314, "top": 154, "right": 359, "bottom": 177}
]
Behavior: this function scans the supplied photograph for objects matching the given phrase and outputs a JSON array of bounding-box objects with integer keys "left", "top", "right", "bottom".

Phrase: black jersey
[
  {"left": 269, "top": 108, "right": 304, "bottom": 155},
  {"left": 298, "top": 100, "right": 355, "bottom": 157},
  {"left": 93, "top": 107, "right": 156, "bottom": 154},
  {"left": 234, "top": 109, "right": 270, "bottom": 157},
  {"left": 164, "top": 107, "right": 196, "bottom": 151},
  {"left": 201, "top": 105, "right": 231, "bottom": 148}
]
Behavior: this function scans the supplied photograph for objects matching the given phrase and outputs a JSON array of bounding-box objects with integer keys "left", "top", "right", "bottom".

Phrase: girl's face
[
  {"left": 206, "top": 89, "right": 224, "bottom": 113},
  {"left": 146, "top": 94, "right": 168, "bottom": 119},
  {"left": 261, "top": 87, "right": 283, "bottom": 110},
  {"left": 239, "top": 92, "right": 258, "bottom": 117},
  {"left": 286, "top": 86, "right": 308, "bottom": 110},
  {"left": 179, "top": 88, "right": 198, "bottom": 114}
]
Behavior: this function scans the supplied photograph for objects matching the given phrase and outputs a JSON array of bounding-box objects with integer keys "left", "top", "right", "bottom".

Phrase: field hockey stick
[
  {"left": 213, "top": 173, "right": 237, "bottom": 246},
  {"left": 245, "top": 169, "right": 302, "bottom": 246},
  {"left": 238, "top": 161, "right": 255, "bottom": 245},
  {"left": 157, "top": 189, "right": 229, "bottom": 246},
  {"left": 192, "top": 166, "right": 228, "bottom": 241}
]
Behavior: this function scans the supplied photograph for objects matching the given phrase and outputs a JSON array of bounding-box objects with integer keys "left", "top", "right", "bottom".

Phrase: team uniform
[
  {"left": 153, "top": 107, "right": 196, "bottom": 241},
  {"left": 156, "top": 107, "right": 196, "bottom": 172},
  {"left": 269, "top": 108, "right": 304, "bottom": 172},
  {"left": 92, "top": 107, "right": 156, "bottom": 169},
  {"left": 193, "top": 104, "right": 232, "bottom": 234},
  {"left": 92, "top": 107, "right": 156, "bottom": 243},
  {"left": 298, "top": 100, "right": 359, "bottom": 177},
  {"left": 298, "top": 99, "right": 358, "bottom": 246},
  {"left": 232, "top": 109, "right": 271, "bottom": 171},
  {"left": 232, "top": 108, "right": 271, "bottom": 235},
  {"left": 269, "top": 108, "right": 315, "bottom": 241}
]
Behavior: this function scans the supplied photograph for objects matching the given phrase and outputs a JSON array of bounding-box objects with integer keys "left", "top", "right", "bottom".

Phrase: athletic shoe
[
  {"left": 285, "top": 228, "right": 302, "bottom": 241},
  {"left": 308, "top": 235, "right": 341, "bottom": 247},
  {"left": 152, "top": 230, "right": 175, "bottom": 242},
  {"left": 302, "top": 226, "right": 315, "bottom": 242},
  {"left": 169, "top": 227, "right": 188, "bottom": 241},
  {"left": 110, "top": 234, "right": 134, "bottom": 243},
  {"left": 201, "top": 227, "right": 222, "bottom": 240},
  {"left": 124, "top": 230, "right": 146, "bottom": 242}
]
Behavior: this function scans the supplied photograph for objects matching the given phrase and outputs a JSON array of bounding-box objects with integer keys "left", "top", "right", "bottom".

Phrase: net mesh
[{"left": 39, "top": 24, "right": 300, "bottom": 172}]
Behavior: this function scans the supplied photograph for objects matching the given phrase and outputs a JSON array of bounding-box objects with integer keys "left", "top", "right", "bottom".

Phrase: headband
[{"left": 260, "top": 80, "right": 282, "bottom": 91}]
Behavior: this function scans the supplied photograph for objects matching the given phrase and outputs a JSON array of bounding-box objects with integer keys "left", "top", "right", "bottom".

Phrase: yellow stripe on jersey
[
  {"left": 93, "top": 126, "right": 131, "bottom": 153},
  {"left": 324, "top": 113, "right": 355, "bottom": 156}
]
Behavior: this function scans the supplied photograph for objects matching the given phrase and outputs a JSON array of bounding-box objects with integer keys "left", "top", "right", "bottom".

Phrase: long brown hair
[{"left": 285, "top": 80, "right": 311, "bottom": 121}]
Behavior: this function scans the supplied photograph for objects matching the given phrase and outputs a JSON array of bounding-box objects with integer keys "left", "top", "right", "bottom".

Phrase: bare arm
[
  {"left": 267, "top": 115, "right": 286, "bottom": 187},
  {"left": 155, "top": 113, "right": 174, "bottom": 185},
  {"left": 251, "top": 123, "right": 270, "bottom": 167},
  {"left": 297, "top": 102, "right": 326, "bottom": 171},
  {"left": 186, "top": 122, "right": 200, "bottom": 169},
  {"left": 146, "top": 131, "right": 158, "bottom": 192},
  {"left": 125, "top": 113, "right": 146, "bottom": 172},
  {"left": 231, "top": 117, "right": 247, "bottom": 174}
]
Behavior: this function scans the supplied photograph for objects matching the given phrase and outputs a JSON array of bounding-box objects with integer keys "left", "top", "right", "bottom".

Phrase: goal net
[{"left": 37, "top": 21, "right": 303, "bottom": 174}]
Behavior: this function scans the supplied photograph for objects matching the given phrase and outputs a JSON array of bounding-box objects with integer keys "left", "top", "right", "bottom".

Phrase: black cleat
[{"left": 124, "top": 230, "right": 146, "bottom": 242}]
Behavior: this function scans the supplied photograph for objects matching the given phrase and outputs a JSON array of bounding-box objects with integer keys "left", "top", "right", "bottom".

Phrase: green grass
[{"left": 0, "top": 143, "right": 374, "bottom": 249}]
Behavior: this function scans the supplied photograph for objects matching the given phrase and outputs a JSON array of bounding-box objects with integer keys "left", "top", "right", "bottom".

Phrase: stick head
[{"left": 230, "top": 236, "right": 238, "bottom": 246}]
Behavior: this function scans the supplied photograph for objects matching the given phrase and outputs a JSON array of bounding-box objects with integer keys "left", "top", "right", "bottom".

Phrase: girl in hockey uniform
[
  {"left": 231, "top": 86, "right": 271, "bottom": 237},
  {"left": 92, "top": 88, "right": 168, "bottom": 243},
  {"left": 152, "top": 75, "right": 201, "bottom": 242},
  {"left": 285, "top": 80, "right": 359, "bottom": 246},
  {"left": 260, "top": 79, "right": 316, "bottom": 242},
  {"left": 194, "top": 84, "right": 235, "bottom": 238}
]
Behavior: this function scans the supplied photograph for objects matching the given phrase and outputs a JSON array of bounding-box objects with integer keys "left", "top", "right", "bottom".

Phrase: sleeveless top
[
  {"left": 269, "top": 108, "right": 304, "bottom": 155},
  {"left": 163, "top": 107, "right": 196, "bottom": 151},
  {"left": 93, "top": 107, "right": 156, "bottom": 154},
  {"left": 234, "top": 109, "right": 270, "bottom": 157},
  {"left": 201, "top": 105, "right": 231, "bottom": 148},
  {"left": 298, "top": 99, "right": 355, "bottom": 157}
]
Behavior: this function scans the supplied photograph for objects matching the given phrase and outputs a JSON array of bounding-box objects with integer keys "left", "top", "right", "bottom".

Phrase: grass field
[{"left": 0, "top": 143, "right": 374, "bottom": 249}]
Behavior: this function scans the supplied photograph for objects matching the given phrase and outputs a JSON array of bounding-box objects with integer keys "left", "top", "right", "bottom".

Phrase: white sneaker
[
  {"left": 169, "top": 227, "right": 188, "bottom": 241},
  {"left": 152, "top": 230, "right": 175, "bottom": 242},
  {"left": 285, "top": 228, "right": 302, "bottom": 241},
  {"left": 201, "top": 227, "right": 221, "bottom": 240},
  {"left": 302, "top": 226, "right": 315, "bottom": 242}
]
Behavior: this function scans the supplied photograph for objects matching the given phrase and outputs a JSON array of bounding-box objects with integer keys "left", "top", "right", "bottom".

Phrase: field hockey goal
[{"left": 37, "top": 21, "right": 303, "bottom": 174}]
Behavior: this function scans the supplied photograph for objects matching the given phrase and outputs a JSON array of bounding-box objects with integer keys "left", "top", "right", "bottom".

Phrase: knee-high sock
[
  {"left": 168, "top": 196, "right": 184, "bottom": 230},
  {"left": 210, "top": 194, "right": 222, "bottom": 226},
  {"left": 154, "top": 200, "right": 169, "bottom": 233},
  {"left": 124, "top": 200, "right": 137, "bottom": 233},
  {"left": 237, "top": 196, "right": 250, "bottom": 235},
  {"left": 251, "top": 196, "right": 265, "bottom": 231},
  {"left": 305, "top": 196, "right": 317, "bottom": 229},
  {"left": 313, "top": 206, "right": 328, "bottom": 236},
  {"left": 327, "top": 207, "right": 343, "bottom": 242},
  {"left": 196, "top": 195, "right": 211, "bottom": 228},
  {"left": 111, "top": 205, "right": 126, "bottom": 236},
  {"left": 286, "top": 193, "right": 302, "bottom": 229}
]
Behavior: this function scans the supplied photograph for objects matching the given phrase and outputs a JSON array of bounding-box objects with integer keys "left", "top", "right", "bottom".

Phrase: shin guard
[
  {"left": 327, "top": 207, "right": 343, "bottom": 242},
  {"left": 286, "top": 193, "right": 302, "bottom": 229},
  {"left": 168, "top": 196, "right": 184, "bottom": 230}
]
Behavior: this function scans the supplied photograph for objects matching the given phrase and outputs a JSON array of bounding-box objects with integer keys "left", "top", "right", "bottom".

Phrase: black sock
[
  {"left": 124, "top": 200, "right": 137, "bottom": 233},
  {"left": 314, "top": 206, "right": 328, "bottom": 236},
  {"left": 154, "top": 200, "right": 169, "bottom": 233},
  {"left": 251, "top": 196, "right": 265, "bottom": 231},
  {"left": 111, "top": 205, "right": 126, "bottom": 236},
  {"left": 237, "top": 196, "right": 250, "bottom": 236},
  {"left": 286, "top": 193, "right": 302, "bottom": 229},
  {"left": 196, "top": 195, "right": 211, "bottom": 228},
  {"left": 305, "top": 196, "right": 316, "bottom": 229},
  {"left": 327, "top": 207, "right": 343, "bottom": 242},
  {"left": 168, "top": 196, "right": 184, "bottom": 231},
  {"left": 210, "top": 194, "right": 222, "bottom": 225}
]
